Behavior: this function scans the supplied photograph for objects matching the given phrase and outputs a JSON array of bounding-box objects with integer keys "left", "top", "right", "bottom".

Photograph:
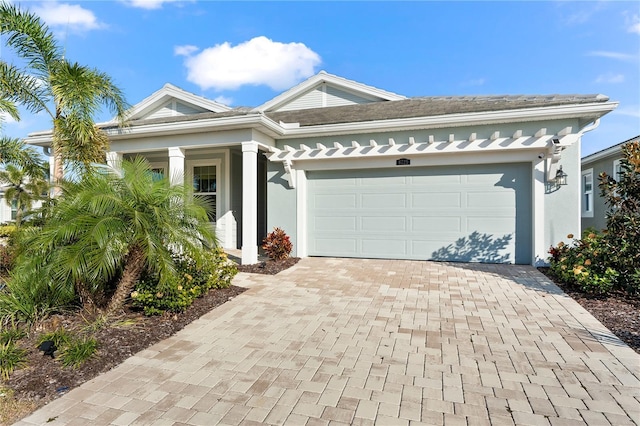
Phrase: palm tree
[
  {"left": 15, "top": 158, "right": 216, "bottom": 313},
  {"left": 0, "top": 136, "right": 46, "bottom": 177},
  {"left": 0, "top": 1, "right": 128, "bottom": 181},
  {"left": 0, "top": 163, "right": 48, "bottom": 227}
]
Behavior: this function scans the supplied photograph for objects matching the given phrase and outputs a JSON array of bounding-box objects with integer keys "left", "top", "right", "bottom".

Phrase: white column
[
  {"left": 168, "top": 147, "right": 185, "bottom": 185},
  {"left": 242, "top": 142, "right": 259, "bottom": 264},
  {"left": 106, "top": 151, "right": 122, "bottom": 168},
  {"left": 533, "top": 159, "right": 546, "bottom": 266}
]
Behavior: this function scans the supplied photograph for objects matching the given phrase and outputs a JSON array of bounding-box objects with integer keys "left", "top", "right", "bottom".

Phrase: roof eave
[{"left": 276, "top": 101, "right": 619, "bottom": 139}]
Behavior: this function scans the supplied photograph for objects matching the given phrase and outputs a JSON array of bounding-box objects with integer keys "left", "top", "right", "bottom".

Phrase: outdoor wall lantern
[{"left": 555, "top": 166, "right": 568, "bottom": 186}]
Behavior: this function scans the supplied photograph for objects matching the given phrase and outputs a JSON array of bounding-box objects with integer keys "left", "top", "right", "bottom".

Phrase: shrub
[
  {"left": 61, "top": 337, "right": 97, "bottom": 368},
  {"left": 37, "top": 328, "right": 72, "bottom": 350},
  {"left": 0, "top": 225, "right": 16, "bottom": 239},
  {"left": 131, "top": 248, "right": 237, "bottom": 316},
  {"left": 0, "top": 245, "right": 15, "bottom": 274},
  {"left": 0, "top": 326, "right": 26, "bottom": 345},
  {"left": 0, "top": 342, "right": 27, "bottom": 380},
  {"left": 548, "top": 230, "right": 618, "bottom": 294},
  {"left": 0, "top": 263, "right": 76, "bottom": 325},
  {"left": 597, "top": 140, "right": 640, "bottom": 293},
  {"left": 262, "top": 227, "right": 292, "bottom": 260}
]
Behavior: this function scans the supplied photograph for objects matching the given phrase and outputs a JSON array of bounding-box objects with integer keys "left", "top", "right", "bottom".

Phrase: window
[
  {"left": 613, "top": 159, "right": 623, "bottom": 180},
  {"left": 581, "top": 169, "right": 593, "bottom": 217},
  {"left": 193, "top": 165, "right": 216, "bottom": 221},
  {"left": 10, "top": 200, "right": 17, "bottom": 221}
]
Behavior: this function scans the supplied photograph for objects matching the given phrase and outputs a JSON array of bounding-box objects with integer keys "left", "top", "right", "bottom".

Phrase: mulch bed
[
  {"left": 236, "top": 257, "right": 300, "bottom": 275},
  {"left": 3, "top": 285, "right": 246, "bottom": 424},
  {"left": 539, "top": 267, "right": 640, "bottom": 354}
]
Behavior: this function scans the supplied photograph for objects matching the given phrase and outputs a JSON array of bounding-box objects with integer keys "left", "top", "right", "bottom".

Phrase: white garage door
[{"left": 307, "top": 163, "right": 532, "bottom": 264}]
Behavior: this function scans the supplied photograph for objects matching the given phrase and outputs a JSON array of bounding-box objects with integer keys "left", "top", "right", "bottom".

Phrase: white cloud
[
  {"left": 594, "top": 73, "right": 625, "bottom": 84},
  {"left": 626, "top": 13, "right": 640, "bottom": 34},
  {"left": 174, "top": 45, "right": 199, "bottom": 57},
  {"left": 214, "top": 95, "right": 233, "bottom": 106},
  {"left": 177, "top": 36, "right": 321, "bottom": 91},
  {"left": 587, "top": 51, "right": 636, "bottom": 61},
  {"left": 33, "top": 2, "right": 104, "bottom": 32},
  {"left": 121, "top": 0, "right": 188, "bottom": 10}
]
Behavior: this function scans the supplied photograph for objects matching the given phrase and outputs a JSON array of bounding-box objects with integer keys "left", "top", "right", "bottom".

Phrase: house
[
  {"left": 581, "top": 135, "right": 639, "bottom": 232},
  {"left": 25, "top": 71, "right": 617, "bottom": 265}
]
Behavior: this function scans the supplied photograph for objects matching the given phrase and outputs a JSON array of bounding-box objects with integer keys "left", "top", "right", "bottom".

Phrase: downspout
[{"left": 576, "top": 118, "right": 600, "bottom": 236}]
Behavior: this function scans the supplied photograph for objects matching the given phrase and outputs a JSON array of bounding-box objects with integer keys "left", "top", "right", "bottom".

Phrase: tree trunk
[{"left": 106, "top": 244, "right": 146, "bottom": 315}]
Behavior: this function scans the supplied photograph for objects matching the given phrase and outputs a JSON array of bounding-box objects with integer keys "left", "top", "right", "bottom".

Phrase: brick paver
[{"left": 15, "top": 258, "right": 640, "bottom": 425}]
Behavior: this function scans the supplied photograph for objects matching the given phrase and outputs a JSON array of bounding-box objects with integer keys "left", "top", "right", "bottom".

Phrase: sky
[{"left": 1, "top": 0, "right": 639, "bottom": 157}]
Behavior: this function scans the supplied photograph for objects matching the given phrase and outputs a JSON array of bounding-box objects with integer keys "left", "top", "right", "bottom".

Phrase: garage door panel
[
  {"left": 412, "top": 174, "right": 461, "bottom": 185},
  {"left": 360, "top": 176, "right": 407, "bottom": 186},
  {"left": 313, "top": 194, "right": 357, "bottom": 208},
  {"left": 362, "top": 239, "right": 407, "bottom": 255},
  {"left": 361, "top": 216, "right": 407, "bottom": 231},
  {"left": 307, "top": 164, "right": 532, "bottom": 264},
  {"left": 412, "top": 192, "right": 461, "bottom": 208},
  {"left": 467, "top": 192, "right": 514, "bottom": 209},
  {"left": 412, "top": 216, "right": 462, "bottom": 232},
  {"left": 362, "top": 193, "right": 406, "bottom": 208},
  {"left": 315, "top": 216, "right": 357, "bottom": 231}
]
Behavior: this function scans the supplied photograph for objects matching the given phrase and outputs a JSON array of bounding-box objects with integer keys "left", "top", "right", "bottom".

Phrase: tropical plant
[
  {"left": 548, "top": 140, "right": 640, "bottom": 294},
  {"left": 0, "top": 325, "right": 26, "bottom": 345},
  {"left": 262, "top": 227, "right": 293, "bottom": 260},
  {"left": 37, "top": 328, "right": 71, "bottom": 350},
  {"left": 0, "top": 263, "right": 76, "bottom": 325},
  {"left": 60, "top": 337, "right": 97, "bottom": 368},
  {"left": 11, "top": 158, "right": 216, "bottom": 316},
  {"left": 0, "top": 1, "right": 128, "bottom": 180},
  {"left": 0, "top": 342, "right": 27, "bottom": 380},
  {"left": 131, "top": 248, "right": 236, "bottom": 315},
  {"left": 548, "top": 231, "right": 618, "bottom": 294},
  {"left": 0, "top": 164, "right": 48, "bottom": 227},
  {"left": 598, "top": 140, "right": 640, "bottom": 292},
  {"left": 0, "top": 137, "right": 44, "bottom": 177}
]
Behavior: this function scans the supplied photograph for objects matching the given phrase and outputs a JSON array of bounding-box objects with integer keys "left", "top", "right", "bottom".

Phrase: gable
[
  {"left": 255, "top": 71, "right": 406, "bottom": 113},
  {"left": 145, "top": 100, "right": 211, "bottom": 120},
  {"left": 274, "top": 83, "right": 384, "bottom": 112},
  {"left": 126, "top": 83, "right": 231, "bottom": 122}
]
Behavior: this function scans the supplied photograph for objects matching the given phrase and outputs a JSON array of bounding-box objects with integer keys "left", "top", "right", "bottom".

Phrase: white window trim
[
  {"left": 186, "top": 159, "right": 221, "bottom": 222},
  {"left": 148, "top": 161, "right": 168, "bottom": 176},
  {"left": 613, "top": 159, "right": 622, "bottom": 180},
  {"left": 581, "top": 168, "right": 594, "bottom": 218}
]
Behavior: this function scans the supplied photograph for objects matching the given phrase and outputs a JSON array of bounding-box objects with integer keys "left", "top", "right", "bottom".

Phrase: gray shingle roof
[
  {"left": 108, "top": 94, "right": 609, "bottom": 129},
  {"left": 267, "top": 94, "right": 610, "bottom": 127}
]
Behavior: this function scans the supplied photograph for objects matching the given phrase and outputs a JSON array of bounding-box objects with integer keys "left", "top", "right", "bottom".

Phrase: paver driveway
[{"left": 16, "top": 258, "right": 640, "bottom": 425}]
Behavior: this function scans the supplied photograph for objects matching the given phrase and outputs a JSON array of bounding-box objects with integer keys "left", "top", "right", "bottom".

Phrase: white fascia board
[
  {"left": 276, "top": 102, "right": 619, "bottom": 139},
  {"left": 254, "top": 71, "right": 406, "bottom": 112},
  {"left": 581, "top": 145, "right": 624, "bottom": 165},
  {"left": 113, "top": 83, "right": 232, "bottom": 123},
  {"left": 24, "top": 114, "right": 283, "bottom": 146},
  {"left": 104, "top": 114, "right": 283, "bottom": 140}
]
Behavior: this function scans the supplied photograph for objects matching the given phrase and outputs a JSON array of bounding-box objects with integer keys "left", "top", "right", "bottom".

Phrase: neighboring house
[
  {"left": 0, "top": 188, "right": 17, "bottom": 224},
  {"left": 0, "top": 185, "right": 45, "bottom": 224},
  {"left": 581, "top": 135, "right": 639, "bottom": 232},
  {"left": 25, "top": 71, "right": 617, "bottom": 265}
]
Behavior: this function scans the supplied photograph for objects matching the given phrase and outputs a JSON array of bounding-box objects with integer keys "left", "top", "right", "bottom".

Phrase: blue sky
[{"left": 1, "top": 0, "right": 639, "bottom": 156}]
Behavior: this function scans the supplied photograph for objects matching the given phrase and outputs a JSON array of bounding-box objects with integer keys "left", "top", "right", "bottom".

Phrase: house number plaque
[{"left": 396, "top": 158, "right": 410, "bottom": 166}]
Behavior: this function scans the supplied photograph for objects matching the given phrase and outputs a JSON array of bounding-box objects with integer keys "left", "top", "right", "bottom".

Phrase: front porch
[{"left": 106, "top": 141, "right": 269, "bottom": 265}]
